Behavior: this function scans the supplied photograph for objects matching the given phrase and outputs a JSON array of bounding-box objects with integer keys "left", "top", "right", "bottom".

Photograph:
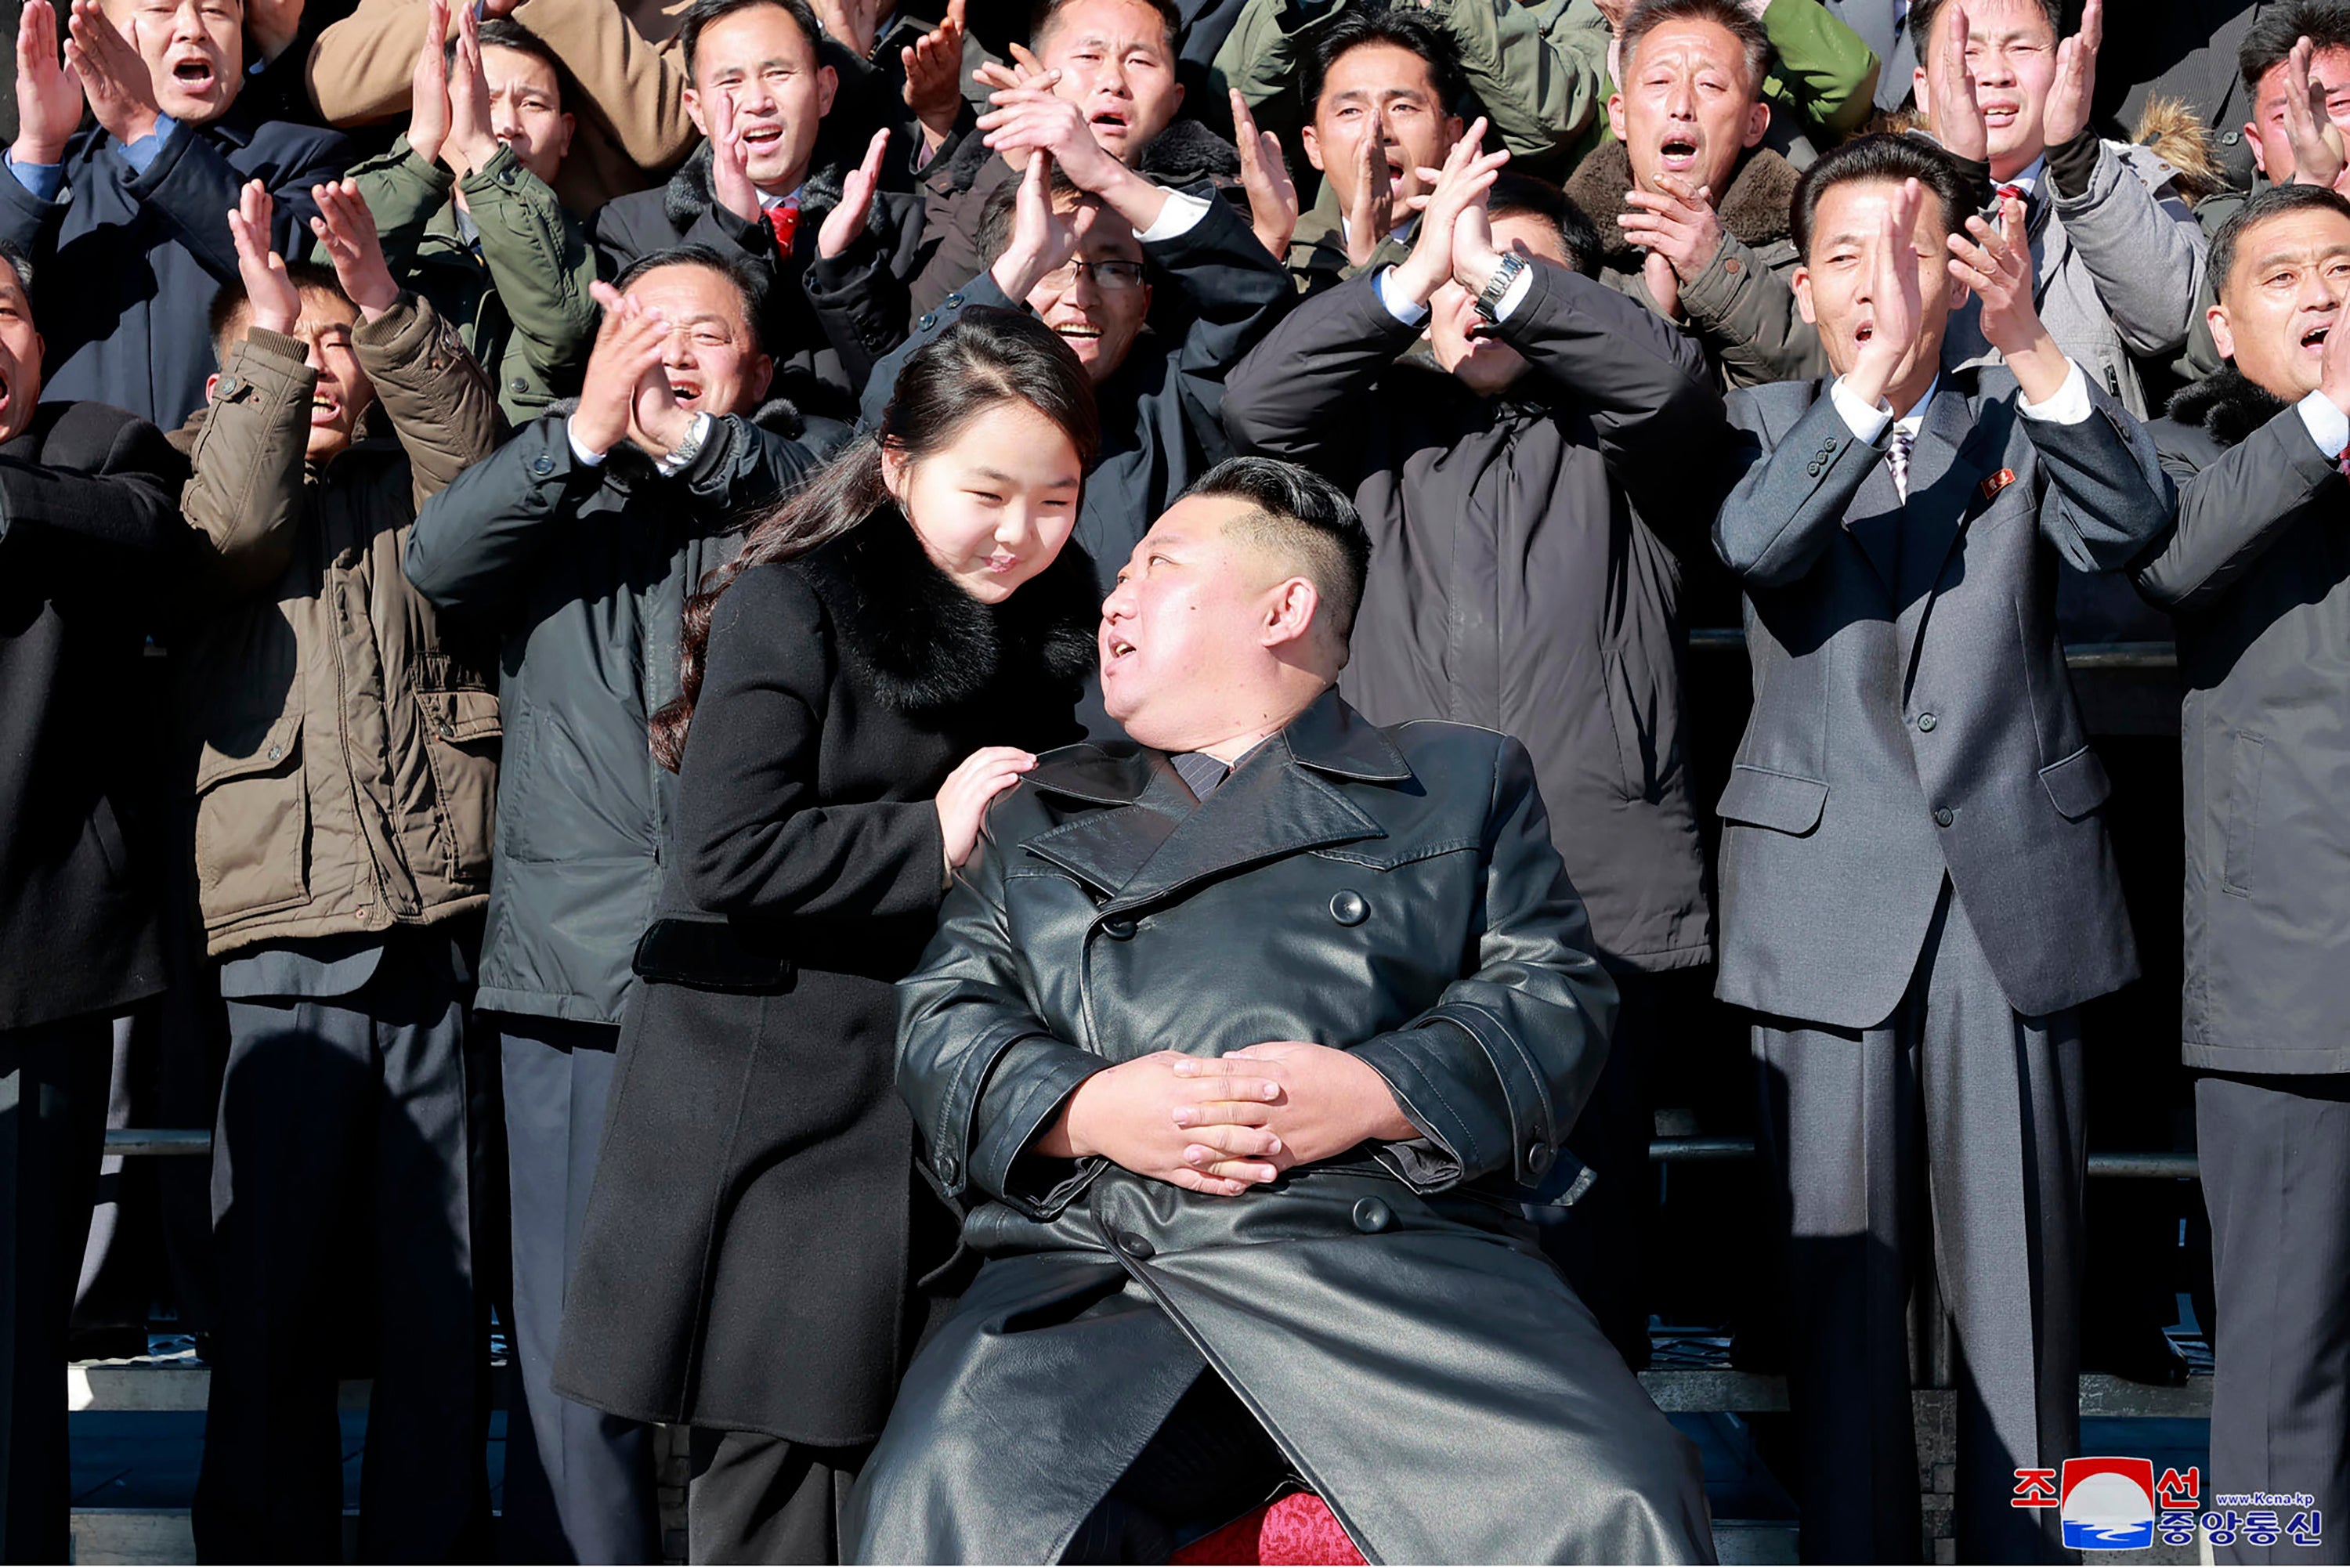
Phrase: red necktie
[{"left": 767, "top": 201, "right": 799, "bottom": 258}]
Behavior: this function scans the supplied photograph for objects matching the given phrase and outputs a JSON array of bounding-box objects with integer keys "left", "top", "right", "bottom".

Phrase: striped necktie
[{"left": 1889, "top": 426, "right": 1913, "bottom": 503}]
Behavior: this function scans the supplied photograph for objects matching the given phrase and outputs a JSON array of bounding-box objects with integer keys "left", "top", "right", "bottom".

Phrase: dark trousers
[
  {"left": 2197, "top": 1072, "right": 2350, "bottom": 1566},
  {"left": 687, "top": 1429, "right": 865, "bottom": 1565},
  {"left": 0, "top": 1016, "right": 110, "bottom": 1563},
  {"left": 1529, "top": 969, "right": 1660, "bottom": 1369},
  {"left": 192, "top": 931, "right": 490, "bottom": 1564},
  {"left": 1755, "top": 883, "right": 2085, "bottom": 1565},
  {"left": 1060, "top": 1368, "right": 1297, "bottom": 1564},
  {"left": 495, "top": 1015, "right": 658, "bottom": 1565}
]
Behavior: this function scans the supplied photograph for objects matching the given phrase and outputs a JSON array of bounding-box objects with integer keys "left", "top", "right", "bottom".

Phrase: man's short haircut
[
  {"left": 0, "top": 238, "right": 34, "bottom": 301},
  {"left": 461, "top": 16, "right": 567, "bottom": 105},
  {"left": 977, "top": 164, "right": 1090, "bottom": 266},
  {"left": 1907, "top": 0, "right": 2059, "bottom": 64},
  {"left": 208, "top": 260, "right": 349, "bottom": 352},
  {"left": 1791, "top": 133, "right": 1971, "bottom": 262},
  {"left": 1182, "top": 457, "right": 1372, "bottom": 647},
  {"left": 679, "top": 0, "right": 824, "bottom": 80},
  {"left": 2240, "top": 2, "right": 2350, "bottom": 99},
  {"left": 1030, "top": 0, "right": 1181, "bottom": 56},
  {"left": 1302, "top": 5, "right": 1466, "bottom": 121},
  {"left": 2210, "top": 181, "right": 2350, "bottom": 302},
  {"left": 613, "top": 244, "right": 771, "bottom": 356},
  {"left": 1487, "top": 173, "right": 1602, "bottom": 277},
  {"left": 1618, "top": 0, "right": 1775, "bottom": 92}
]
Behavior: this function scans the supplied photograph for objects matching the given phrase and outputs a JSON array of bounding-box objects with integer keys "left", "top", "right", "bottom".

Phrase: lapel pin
[{"left": 1979, "top": 468, "right": 2018, "bottom": 502}]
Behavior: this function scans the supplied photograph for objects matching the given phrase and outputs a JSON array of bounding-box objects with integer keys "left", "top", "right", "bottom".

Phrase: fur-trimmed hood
[
  {"left": 799, "top": 511, "right": 1099, "bottom": 714},
  {"left": 1564, "top": 139, "right": 1802, "bottom": 269},
  {"left": 2165, "top": 364, "right": 2290, "bottom": 450},
  {"left": 663, "top": 139, "right": 852, "bottom": 233}
]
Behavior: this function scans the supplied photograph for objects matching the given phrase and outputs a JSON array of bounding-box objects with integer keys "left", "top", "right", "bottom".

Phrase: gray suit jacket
[
  {"left": 1710, "top": 375, "right": 2174, "bottom": 1028},
  {"left": 1822, "top": 0, "right": 1915, "bottom": 110}
]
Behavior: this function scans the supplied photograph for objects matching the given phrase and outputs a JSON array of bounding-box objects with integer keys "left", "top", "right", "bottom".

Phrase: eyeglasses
[{"left": 1037, "top": 258, "right": 1148, "bottom": 291}]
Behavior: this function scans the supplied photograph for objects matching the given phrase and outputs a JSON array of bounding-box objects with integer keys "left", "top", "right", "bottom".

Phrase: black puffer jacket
[
  {"left": 403, "top": 400, "right": 846, "bottom": 1025},
  {"left": 2138, "top": 367, "right": 2350, "bottom": 1074}
]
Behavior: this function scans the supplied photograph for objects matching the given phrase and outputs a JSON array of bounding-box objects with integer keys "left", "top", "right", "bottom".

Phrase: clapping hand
[
  {"left": 1388, "top": 117, "right": 1507, "bottom": 307},
  {"left": 13, "top": 1, "right": 85, "bottom": 168},
  {"left": 2282, "top": 34, "right": 2350, "bottom": 192},
  {"left": 309, "top": 179, "right": 400, "bottom": 320},
  {"left": 226, "top": 179, "right": 299, "bottom": 338},
  {"left": 1618, "top": 172, "right": 1720, "bottom": 320},
  {"left": 1845, "top": 176, "right": 1925, "bottom": 410},
  {"left": 1925, "top": 1, "right": 1987, "bottom": 166},
  {"left": 818, "top": 127, "right": 890, "bottom": 258},
  {"left": 706, "top": 87, "right": 765, "bottom": 227},
  {"left": 1341, "top": 107, "right": 1396, "bottom": 269},
  {"left": 575, "top": 282, "right": 681, "bottom": 460},
  {"left": 1231, "top": 89, "right": 1298, "bottom": 262},
  {"left": 1949, "top": 189, "right": 2068, "bottom": 402},
  {"left": 987, "top": 150, "right": 1079, "bottom": 299},
  {"left": 978, "top": 70, "right": 1120, "bottom": 190},
  {"left": 63, "top": 0, "right": 157, "bottom": 147},
  {"left": 901, "top": 0, "right": 966, "bottom": 151},
  {"left": 2041, "top": 0, "right": 2102, "bottom": 147}
]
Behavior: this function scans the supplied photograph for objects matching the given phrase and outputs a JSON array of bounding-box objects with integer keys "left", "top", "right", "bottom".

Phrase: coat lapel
[
  {"left": 1845, "top": 439, "right": 1905, "bottom": 596},
  {"left": 1021, "top": 750, "right": 1194, "bottom": 898},
  {"left": 1893, "top": 388, "right": 2010, "bottom": 660}
]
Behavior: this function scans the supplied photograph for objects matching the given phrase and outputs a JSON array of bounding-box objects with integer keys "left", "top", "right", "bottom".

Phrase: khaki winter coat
[{"left": 170, "top": 294, "right": 503, "bottom": 956}]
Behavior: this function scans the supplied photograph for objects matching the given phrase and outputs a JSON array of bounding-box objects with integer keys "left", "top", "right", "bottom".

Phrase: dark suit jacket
[{"left": 1710, "top": 373, "right": 2174, "bottom": 1028}]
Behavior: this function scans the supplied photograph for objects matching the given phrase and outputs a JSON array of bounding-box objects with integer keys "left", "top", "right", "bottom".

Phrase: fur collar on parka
[
  {"left": 1565, "top": 139, "right": 1802, "bottom": 270},
  {"left": 800, "top": 512, "right": 1099, "bottom": 714},
  {"left": 2165, "top": 363, "right": 2290, "bottom": 450},
  {"left": 663, "top": 140, "right": 853, "bottom": 233}
]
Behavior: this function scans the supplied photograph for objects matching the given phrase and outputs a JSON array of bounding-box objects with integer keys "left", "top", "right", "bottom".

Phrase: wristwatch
[
  {"left": 1474, "top": 252, "right": 1530, "bottom": 323},
  {"left": 655, "top": 411, "right": 714, "bottom": 478}
]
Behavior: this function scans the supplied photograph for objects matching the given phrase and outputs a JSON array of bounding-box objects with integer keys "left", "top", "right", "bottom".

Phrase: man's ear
[
  {"left": 2247, "top": 119, "right": 2271, "bottom": 178},
  {"left": 1260, "top": 576, "right": 1321, "bottom": 652},
  {"left": 1742, "top": 96, "right": 1770, "bottom": 150},
  {"left": 816, "top": 63, "right": 837, "bottom": 120},
  {"left": 1300, "top": 121, "right": 1326, "bottom": 175},
  {"left": 204, "top": 370, "right": 221, "bottom": 403},
  {"left": 1438, "top": 112, "right": 1465, "bottom": 158},
  {"left": 683, "top": 85, "right": 709, "bottom": 138},
  {"left": 552, "top": 110, "right": 577, "bottom": 165},
  {"left": 744, "top": 350, "right": 775, "bottom": 410},
  {"left": 2207, "top": 302, "right": 2236, "bottom": 364},
  {"left": 1912, "top": 64, "right": 1932, "bottom": 125},
  {"left": 1605, "top": 90, "right": 1628, "bottom": 143},
  {"left": 1791, "top": 266, "right": 1817, "bottom": 326}
]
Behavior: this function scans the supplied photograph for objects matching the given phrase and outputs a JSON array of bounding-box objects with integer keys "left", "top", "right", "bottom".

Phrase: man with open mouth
[{"left": 0, "top": 0, "right": 349, "bottom": 428}]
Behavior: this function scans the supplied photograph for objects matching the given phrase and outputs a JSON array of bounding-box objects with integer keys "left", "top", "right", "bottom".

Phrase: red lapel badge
[{"left": 1979, "top": 468, "right": 2018, "bottom": 502}]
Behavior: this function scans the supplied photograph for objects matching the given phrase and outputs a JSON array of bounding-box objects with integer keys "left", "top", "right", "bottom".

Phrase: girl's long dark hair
[{"left": 650, "top": 307, "right": 1100, "bottom": 771}]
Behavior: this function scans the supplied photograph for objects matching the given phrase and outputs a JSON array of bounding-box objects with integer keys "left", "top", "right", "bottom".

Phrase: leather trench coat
[{"left": 846, "top": 691, "right": 1717, "bottom": 1564}]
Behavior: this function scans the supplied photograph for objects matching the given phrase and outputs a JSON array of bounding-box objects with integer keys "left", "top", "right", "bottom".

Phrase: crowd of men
[{"left": 2, "top": 0, "right": 2347, "bottom": 1560}]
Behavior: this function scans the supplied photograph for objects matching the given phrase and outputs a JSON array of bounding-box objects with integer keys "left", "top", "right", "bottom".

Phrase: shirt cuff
[
  {"left": 2296, "top": 388, "right": 2350, "bottom": 460},
  {"left": 565, "top": 418, "right": 608, "bottom": 467},
  {"left": 1136, "top": 188, "right": 1211, "bottom": 244},
  {"left": 1374, "top": 266, "right": 1430, "bottom": 326},
  {"left": 3, "top": 151, "right": 63, "bottom": 203},
  {"left": 117, "top": 114, "right": 181, "bottom": 175},
  {"left": 1490, "top": 262, "right": 1535, "bottom": 323},
  {"left": 2016, "top": 358, "right": 2093, "bottom": 425},
  {"left": 1828, "top": 376, "right": 1894, "bottom": 443}
]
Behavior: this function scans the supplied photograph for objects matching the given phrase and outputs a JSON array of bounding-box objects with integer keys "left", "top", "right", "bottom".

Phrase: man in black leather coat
[{"left": 845, "top": 457, "right": 1716, "bottom": 1565}]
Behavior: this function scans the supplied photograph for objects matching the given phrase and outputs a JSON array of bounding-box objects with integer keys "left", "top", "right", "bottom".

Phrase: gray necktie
[{"left": 1889, "top": 426, "right": 1914, "bottom": 503}]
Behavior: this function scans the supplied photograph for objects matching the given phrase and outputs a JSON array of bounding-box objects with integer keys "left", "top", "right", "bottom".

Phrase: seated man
[
  {"left": 846, "top": 457, "right": 1716, "bottom": 1566},
  {"left": 1709, "top": 134, "right": 2171, "bottom": 1563},
  {"left": 0, "top": 235, "right": 189, "bottom": 1564},
  {"left": 589, "top": 0, "right": 929, "bottom": 421},
  {"left": 1224, "top": 147, "right": 1723, "bottom": 1365},
  {"left": 175, "top": 177, "right": 501, "bottom": 1563},
  {"left": 863, "top": 136, "right": 1290, "bottom": 654},
  {"left": 2134, "top": 182, "right": 2350, "bottom": 1565},
  {"left": 1569, "top": 0, "right": 1828, "bottom": 388},
  {"left": 338, "top": 3, "right": 598, "bottom": 425},
  {"left": 0, "top": 0, "right": 348, "bottom": 426}
]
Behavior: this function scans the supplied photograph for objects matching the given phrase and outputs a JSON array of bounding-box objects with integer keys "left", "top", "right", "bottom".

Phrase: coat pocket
[
  {"left": 2222, "top": 730, "right": 2265, "bottom": 898},
  {"left": 2038, "top": 744, "right": 2113, "bottom": 822},
  {"left": 416, "top": 688, "right": 501, "bottom": 884},
  {"left": 1716, "top": 764, "right": 1828, "bottom": 836},
  {"left": 193, "top": 712, "right": 310, "bottom": 922}
]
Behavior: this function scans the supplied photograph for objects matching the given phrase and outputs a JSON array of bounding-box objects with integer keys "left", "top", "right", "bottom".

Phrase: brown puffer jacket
[{"left": 169, "top": 293, "right": 502, "bottom": 956}]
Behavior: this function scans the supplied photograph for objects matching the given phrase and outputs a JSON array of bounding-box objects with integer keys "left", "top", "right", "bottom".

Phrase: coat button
[
  {"left": 1329, "top": 890, "right": 1367, "bottom": 926},
  {"left": 1350, "top": 1197, "right": 1392, "bottom": 1233},
  {"left": 2222, "top": 130, "right": 2241, "bottom": 146},
  {"left": 1807, "top": 462, "right": 1823, "bottom": 477},
  {"left": 1723, "top": 257, "right": 1743, "bottom": 276},
  {"left": 944, "top": 291, "right": 964, "bottom": 307},
  {"left": 919, "top": 312, "right": 938, "bottom": 330},
  {"left": 936, "top": 1152, "right": 960, "bottom": 1184},
  {"left": 1117, "top": 1231, "right": 1155, "bottom": 1260},
  {"left": 1915, "top": 712, "right": 1937, "bottom": 732},
  {"left": 509, "top": 376, "right": 529, "bottom": 392},
  {"left": 1933, "top": 807, "right": 1955, "bottom": 827},
  {"left": 437, "top": 719, "right": 457, "bottom": 739},
  {"left": 1525, "top": 1141, "right": 1555, "bottom": 1176},
  {"left": 531, "top": 454, "right": 555, "bottom": 475},
  {"left": 1101, "top": 916, "right": 1137, "bottom": 941},
  {"left": 266, "top": 744, "right": 283, "bottom": 761}
]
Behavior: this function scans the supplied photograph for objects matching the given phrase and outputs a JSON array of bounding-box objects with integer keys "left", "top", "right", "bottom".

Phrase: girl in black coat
[{"left": 551, "top": 309, "right": 1101, "bottom": 1564}]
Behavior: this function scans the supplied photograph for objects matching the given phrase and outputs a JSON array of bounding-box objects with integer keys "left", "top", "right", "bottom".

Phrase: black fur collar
[
  {"left": 1565, "top": 139, "right": 1802, "bottom": 267},
  {"left": 801, "top": 512, "right": 1099, "bottom": 712},
  {"left": 2166, "top": 364, "right": 2290, "bottom": 449},
  {"left": 663, "top": 141, "right": 850, "bottom": 233}
]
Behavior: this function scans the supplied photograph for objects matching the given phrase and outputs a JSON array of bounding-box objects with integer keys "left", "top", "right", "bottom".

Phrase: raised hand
[
  {"left": 978, "top": 75, "right": 1119, "bottom": 190},
  {"left": 443, "top": 2, "right": 501, "bottom": 177},
  {"left": 309, "top": 179, "right": 400, "bottom": 320},
  {"left": 971, "top": 39, "right": 1048, "bottom": 96},
  {"left": 808, "top": 0, "right": 880, "bottom": 60},
  {"left": 818, "top": 127, "right": 889, "bottom": 258},
  {"left": 987, "top": 150, "right": 1079, "bottom": 299},
  {"left": 226, "top": 180, "right": 300, "bottom": 337},
  {"left": 63, "top": 0, "right": 158, "bottom": 146},
  {"left": 1231, "top": 89, "right": 1298, "bottom": 262},
  {"left": 1619, "top": 172, "right": 1722, "bottom": 319},
  {"left": 1389, "top": 117, "right": 1506, "bottom": 305},
  {"left": 1949, "top": 189, "right": 2067, "bottom": 401},
  {"left": 407, "top": 0, "right": 452, "bottom": 168},
  {"left": 13, "top": 0, "right": 85, "bottom": 168},
  {"left": 706, "top": 86, "right": 765, "bottom": 226},
  {"left": 935, "top": 745, "right": 1037, "bottom": 872},
  {"left": 1341, "top": 108, "right": 1395, "bottom": 269},
  {"left": 574, "top": 282, "right": 671, "bottom": 459},
  {"left": 2041, "top": 0, "right": 2101, "bottom": 146},
  {"left": 901, "top": 0, "right": 966, "bottom": 150},
  {"left": 1846, "top": 176, "right": 1924, "bottom": 410},
  {"left": 2282, "top": 35, "right": 2349, "bottom": 191},
  {"left": 1925, "top": 1, "right": 1986, "bottom": 165}
]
